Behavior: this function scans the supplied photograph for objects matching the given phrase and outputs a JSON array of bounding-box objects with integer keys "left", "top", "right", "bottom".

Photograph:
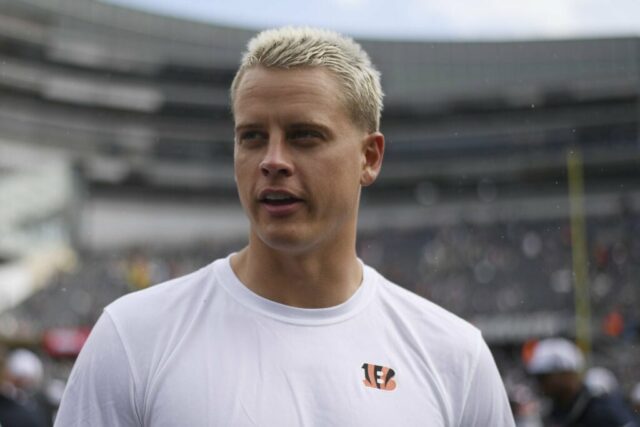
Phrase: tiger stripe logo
[{"left": 361, "top": 363, "right": 396, "bottom": 391}]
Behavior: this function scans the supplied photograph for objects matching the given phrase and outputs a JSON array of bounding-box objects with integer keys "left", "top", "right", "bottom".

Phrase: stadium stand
[{"left": 0, "top": 0, "right": 638, "bottom": 417}]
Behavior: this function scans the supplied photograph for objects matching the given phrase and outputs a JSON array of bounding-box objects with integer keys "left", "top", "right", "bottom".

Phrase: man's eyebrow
[
  {"left": 288, "top": 122, "right": 332, "bottom": 133},
  {"left": 234, "top": 123, "right": 263, "bottom": 132},
  {"left": 235, "top": 122, "right": 333, "bottom": 133}
]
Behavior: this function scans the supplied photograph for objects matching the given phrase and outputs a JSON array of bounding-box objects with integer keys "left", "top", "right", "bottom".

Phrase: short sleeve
[
  {"left": 54, "top": 312, "right": 141, "bottom": 427},
  {"left": 458, "top": 338, "right": 515, "bottom": 427}
]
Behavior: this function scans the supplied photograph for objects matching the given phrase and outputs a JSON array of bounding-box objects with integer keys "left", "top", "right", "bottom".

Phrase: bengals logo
[{"left": 361, "top": 363, "right": 396, "bottom": 391}]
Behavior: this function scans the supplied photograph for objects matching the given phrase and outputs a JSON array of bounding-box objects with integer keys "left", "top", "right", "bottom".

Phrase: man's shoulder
[
  {"left": 370, "top": 267, "right": 483, "bottom": 357},
  {"left": 367, "top": 267, "right": 506, "bottom": 424},
  {"left": 105, "top": 257, "right": 224, "bottom": 326},
  {"left": 374, "top": 270, "right": 480, "bottom": 336}
]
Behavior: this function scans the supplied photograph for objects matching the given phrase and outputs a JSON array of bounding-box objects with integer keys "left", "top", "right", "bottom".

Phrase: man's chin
[{"left": 256, "top": 229, "right": 318, "bottom": 254}]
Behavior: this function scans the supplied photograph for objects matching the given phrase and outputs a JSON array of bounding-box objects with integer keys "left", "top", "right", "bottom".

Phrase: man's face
[{"left": 233, "top": 66, "right": 382, "bottom": 254}]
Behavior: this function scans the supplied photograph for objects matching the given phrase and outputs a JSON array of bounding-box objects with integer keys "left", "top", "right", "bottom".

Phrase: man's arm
[
  {"left": 458, "top": 338, "right": 515, "bottom": 427},
  {"left": 54, "top": 312, "right": 141, "bottom": 427}
]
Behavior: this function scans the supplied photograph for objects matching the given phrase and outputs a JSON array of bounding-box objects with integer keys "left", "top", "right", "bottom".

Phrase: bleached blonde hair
[{"left": 230, "top": 27, "right": 383, "bottom": 132}]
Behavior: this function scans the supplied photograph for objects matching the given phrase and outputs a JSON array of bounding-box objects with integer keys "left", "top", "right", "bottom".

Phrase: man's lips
[
  {"left": 257, "top": 189, "right": 304, "bottom": 215},
  {"left": 257, "top": 189, "right": 303, "bottom": 204}
]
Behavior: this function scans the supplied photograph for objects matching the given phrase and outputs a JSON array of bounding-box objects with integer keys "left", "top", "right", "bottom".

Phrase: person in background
[
  {"left": 527, "top": 337, "right": 637, "bottom": 427},
  {"left": 3, "top": 348, "right": 53, "bottom": 427},
  {"left": 0, "top": 347, "right": 47, "bottom": 427}
]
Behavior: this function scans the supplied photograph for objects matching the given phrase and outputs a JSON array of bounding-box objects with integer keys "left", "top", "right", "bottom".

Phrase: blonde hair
[{"left": 230, "top": 27, "right": 383, "bottom": 132}]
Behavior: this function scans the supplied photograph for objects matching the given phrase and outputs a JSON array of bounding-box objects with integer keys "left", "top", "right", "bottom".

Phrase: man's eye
[
  {"left": 289, "top": 130, "right": 322, "bottom": 141},
  {"left": 238, "top": 131, "right": 266, "bottom": 145}
]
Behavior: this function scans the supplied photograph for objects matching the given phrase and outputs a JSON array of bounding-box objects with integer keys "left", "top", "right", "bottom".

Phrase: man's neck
[{"left": 230, "top": 237, "right": 362, "bottom": 309}]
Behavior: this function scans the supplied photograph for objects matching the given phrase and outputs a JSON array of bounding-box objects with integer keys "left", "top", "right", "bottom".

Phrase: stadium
[{"left": 0, "top": 0, "right": 638, "bottom": 424}]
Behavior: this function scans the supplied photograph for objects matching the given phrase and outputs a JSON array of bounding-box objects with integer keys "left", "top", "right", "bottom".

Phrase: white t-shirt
[{"left": 55, "top": 256, "right": 515, "bottom": 427}]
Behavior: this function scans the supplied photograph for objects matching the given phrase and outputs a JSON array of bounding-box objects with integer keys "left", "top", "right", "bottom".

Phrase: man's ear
[{"left": 360, "top": 132, "right": 385, "bottom": 186}]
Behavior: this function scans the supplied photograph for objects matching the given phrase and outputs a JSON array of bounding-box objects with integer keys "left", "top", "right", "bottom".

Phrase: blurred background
[{"left": 0, "top": 0, "right": 638, "bottom": 424}]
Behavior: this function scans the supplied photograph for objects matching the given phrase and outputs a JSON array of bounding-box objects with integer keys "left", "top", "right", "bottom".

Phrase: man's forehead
[
  {"left": 235, "top": 66, "right": 340, "bottom": 97},
  {"left": 233, "top": 66, "right": 348, "bottom": 124}
]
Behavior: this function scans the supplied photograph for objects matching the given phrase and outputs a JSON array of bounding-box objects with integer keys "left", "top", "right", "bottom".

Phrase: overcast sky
[{"left": 102, "top": 0, "right": 640, "bottom": 41}]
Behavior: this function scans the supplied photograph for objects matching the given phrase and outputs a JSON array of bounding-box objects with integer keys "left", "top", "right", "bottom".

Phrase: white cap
[
  {"left": 5, "top": 348, "right": 44, "bottom": 387},
  {"left": 584, "top": 367, "right": 619, "bottom": 395},
  {"left": 631, "top": 383, "right": 640, "bottom": 405},
  {"left": 527, "top": 338, "right": 585, "bottom": 375}
]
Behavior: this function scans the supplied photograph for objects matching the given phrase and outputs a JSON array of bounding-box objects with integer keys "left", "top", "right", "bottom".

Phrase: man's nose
[{"left": 259, "top": 138, "right": 293, "bottom": 177}]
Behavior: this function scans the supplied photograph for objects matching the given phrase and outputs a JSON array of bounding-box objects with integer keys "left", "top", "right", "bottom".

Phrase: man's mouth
[{"left": 259, "top": 191, "right": 303, "bottom": 206}]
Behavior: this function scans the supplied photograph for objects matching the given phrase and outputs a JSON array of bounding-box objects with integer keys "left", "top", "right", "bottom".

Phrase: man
[
  {"left": 3, "top": 349, "right": 52, "bottom": 426},
  {"left": 0, "top": 347, "right": 47, "bottom": 427},
  {"left": 527, "top": 337, "right": 637, "bottom": 427},
  {"left": 55, "top": 27, "right": 514, "bottom": 426}
]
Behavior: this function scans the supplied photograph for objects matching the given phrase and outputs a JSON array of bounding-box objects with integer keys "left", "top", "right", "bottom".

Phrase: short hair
[{"left": 230, "top": 27, "right": 383, "bottom": 132}]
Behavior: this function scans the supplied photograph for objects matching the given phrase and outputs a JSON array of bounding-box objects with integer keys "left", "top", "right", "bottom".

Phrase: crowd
[
  {"left": 359, "top": 215, "right": 640, "bottom": 331},
  {"left": 0, "top": 213, "right": 638, "bottom": 425}
]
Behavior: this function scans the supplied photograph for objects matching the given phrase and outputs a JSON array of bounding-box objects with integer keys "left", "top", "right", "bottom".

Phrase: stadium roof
[{"left": 103, "top": 0, "right": 640, "bottom": 41}]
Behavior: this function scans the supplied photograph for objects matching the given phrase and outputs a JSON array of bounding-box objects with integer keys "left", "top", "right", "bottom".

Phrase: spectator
[
  {"left": 3, "top": 349, "right": 52, "bottom": 426},
  {"left": 527, "top": 338, "right": 637, "bottom": 427},
  {"left": 0, "top": 347, "right": 47, "bottom": 427}
]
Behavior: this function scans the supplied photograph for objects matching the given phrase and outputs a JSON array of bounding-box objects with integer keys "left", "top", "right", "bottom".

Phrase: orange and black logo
[{"left": 361, "top": 363, "right": 396, "bottom": 391}]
